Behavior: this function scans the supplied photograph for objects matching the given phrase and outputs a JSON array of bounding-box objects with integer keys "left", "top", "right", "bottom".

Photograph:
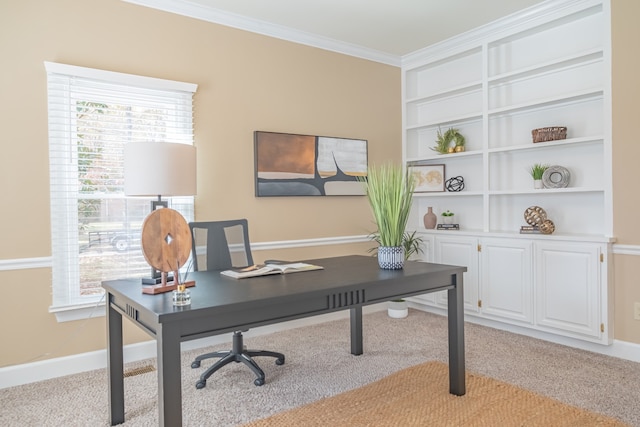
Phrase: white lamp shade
[{"left": 124, "top": 142, "right": 197, "bottom": 197}]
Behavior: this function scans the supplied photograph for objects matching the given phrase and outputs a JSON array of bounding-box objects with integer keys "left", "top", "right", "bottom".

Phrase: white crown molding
[
  {"left": 122, "top": 0, "right": 401, "bottom": 67},
  {"left": 401, "top": 0, "right": 603, "bottom": 69}
]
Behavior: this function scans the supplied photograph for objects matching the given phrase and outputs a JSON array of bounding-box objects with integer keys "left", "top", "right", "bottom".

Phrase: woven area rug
[{"left": 241, "top": 361, "right": 628, "bottom": 427}]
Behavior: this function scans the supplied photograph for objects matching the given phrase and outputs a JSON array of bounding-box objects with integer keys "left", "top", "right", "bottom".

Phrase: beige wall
[
  {"left": 611, "top": 0, "right": 640, "bottom": 343},
  {"left": 1, "top": 0, "right": 638, "bottom": 369},
  {"left": 0, "top": 0, "right": 397, "bottom": 367}
]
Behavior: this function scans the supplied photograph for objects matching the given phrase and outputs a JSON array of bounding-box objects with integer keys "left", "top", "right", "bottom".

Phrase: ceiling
[{"left": 127, "top": 0, "right": 548, "bottom": 64}]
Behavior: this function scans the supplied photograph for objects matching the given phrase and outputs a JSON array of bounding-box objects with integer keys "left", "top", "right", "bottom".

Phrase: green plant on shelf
[
  {"left": 431, "top": 127, "right": 465, "bottom": 154},
  {"left": 442, "top": 210, "right": 454, "bottom": 217},
  {"left": 529, "top": 163, "right": 549, "bottom": 180}
]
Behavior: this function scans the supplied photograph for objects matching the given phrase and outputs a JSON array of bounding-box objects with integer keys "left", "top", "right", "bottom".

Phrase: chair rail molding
[
  {"left": 2, "top": 240, "right": 639, "bottom": 274},
  {"left": 0, "top": 257, "right": 52, "bottom": 271}
]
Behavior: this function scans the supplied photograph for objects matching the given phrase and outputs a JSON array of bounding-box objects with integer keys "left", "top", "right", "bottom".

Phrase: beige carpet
[
  {"left": 0, "top": 310, "right": 638, "bottom": 426},
  {"left": 242, "top": 361, "right": 628, "bottom": 427}
]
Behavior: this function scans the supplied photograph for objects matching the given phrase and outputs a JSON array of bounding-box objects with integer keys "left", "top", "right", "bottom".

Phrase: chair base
[{"left": 191, "top": 331, "right": 285, "bottom": 388}]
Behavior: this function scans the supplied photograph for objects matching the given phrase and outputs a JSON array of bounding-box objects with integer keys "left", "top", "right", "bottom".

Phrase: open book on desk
[{"left": 220, "top": 262, "right": 323, "bottom": 279}]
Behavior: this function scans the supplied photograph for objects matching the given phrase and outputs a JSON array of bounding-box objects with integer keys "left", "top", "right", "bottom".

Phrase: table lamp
[
  {"left": 124, "top": 141, "right": 197, "bottom": 296},
  {"left": 124, "top": 141, "right": 197, "bottom": 210}
]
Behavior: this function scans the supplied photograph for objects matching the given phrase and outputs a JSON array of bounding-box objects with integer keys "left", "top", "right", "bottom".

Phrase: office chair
[{"left": 188, "top": 219, "right": 285, "bottom": 388}]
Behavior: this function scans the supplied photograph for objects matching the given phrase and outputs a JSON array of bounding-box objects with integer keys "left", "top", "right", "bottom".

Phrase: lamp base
[
  {"left": 141, "top": 280, "right": 195, "bottom": 295},
  {"left": 141, "top": 274, "right": 174, "bottom": 285}
]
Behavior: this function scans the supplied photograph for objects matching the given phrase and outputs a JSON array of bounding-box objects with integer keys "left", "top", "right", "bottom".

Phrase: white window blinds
[{"left": 45, "top": 62, "right": 197, "bottom": 312}]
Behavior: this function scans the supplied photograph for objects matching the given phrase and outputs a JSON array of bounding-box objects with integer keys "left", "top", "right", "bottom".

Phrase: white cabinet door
[
  {"left": 410, "top": 234, "right": 441, "bottom": 306},
  {"left": 535, "top": 241, "right": 602, "bottom": 340},
  {"left": 481, "top": 238, "right": 533, "bottom": 325},
  {"left": 434, "top": 235, "right": 479, "bottom": 313}
]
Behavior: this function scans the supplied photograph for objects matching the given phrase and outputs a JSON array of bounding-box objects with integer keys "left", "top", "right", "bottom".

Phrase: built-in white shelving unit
[{"left": 403, "top": 0, "right": 614, "bottom": 344}]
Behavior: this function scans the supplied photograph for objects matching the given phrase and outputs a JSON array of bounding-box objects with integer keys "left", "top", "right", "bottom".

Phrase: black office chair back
[
  {"left": 189, "top": 219, "right": 254, "bottom": 272},
  {"left": 187, "top": 219, "right": 285, "bottom": 389}
]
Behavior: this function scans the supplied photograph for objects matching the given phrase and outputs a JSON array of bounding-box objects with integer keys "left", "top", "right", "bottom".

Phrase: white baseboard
[
  {"left": 0, "top": 304, "right": 386, "bottom": 389},
  {"left": 408, "top": 301, "right": 640, "bottom": 364}
]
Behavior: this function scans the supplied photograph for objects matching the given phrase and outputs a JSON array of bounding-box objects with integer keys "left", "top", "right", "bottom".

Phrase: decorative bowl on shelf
[{"left": 542, "top": 165, "right": 570, "bottom": 188}]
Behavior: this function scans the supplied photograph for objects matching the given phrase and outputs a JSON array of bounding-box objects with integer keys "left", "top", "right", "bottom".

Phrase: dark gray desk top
[{"left": 103, "top": 255, "right": 465, "bottom": 338}]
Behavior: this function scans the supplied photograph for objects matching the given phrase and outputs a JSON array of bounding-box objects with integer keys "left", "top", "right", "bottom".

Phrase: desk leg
[
  {"left": 157, "top": 322, "right": 183, "bottom": 427},
  {"left": 350, "top": 306, "right": 363, "bottom": 355},
  {"left": 107, "top": 296, "right": 125, "bottom": 425},
  {"left": 447, "top": 272, "right": 466, "bottom": 396}
]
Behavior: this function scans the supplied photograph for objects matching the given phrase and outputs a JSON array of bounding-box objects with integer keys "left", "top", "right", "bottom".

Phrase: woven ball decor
[
  {"left": 524, "top": 206, "right": 547, "bottom": 226},
  {"left": 539, "top": 219, "right": 556, "bottom": 234},
  {"left": 522, "top": 206, "right": 556, "bottom": 234}
]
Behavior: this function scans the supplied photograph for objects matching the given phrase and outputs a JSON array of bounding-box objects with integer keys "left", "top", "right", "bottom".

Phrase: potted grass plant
[
  {"left": 359, "top": 163, "right": 416, "bottom": 270},
  {"left": 361, "top": 167, "right": 423, "bottom": 317},
  {"left": 529, "top": 163, "right": 549, "bottom": 189}
]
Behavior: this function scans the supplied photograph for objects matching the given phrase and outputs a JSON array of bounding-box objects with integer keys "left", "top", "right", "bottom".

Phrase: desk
[{"left": 103, "top": 255, "right": 466, "bottom": 426}]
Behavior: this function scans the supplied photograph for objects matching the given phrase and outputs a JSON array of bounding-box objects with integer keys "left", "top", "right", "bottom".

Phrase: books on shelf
[
  {"left": 437, "top": 224, "right": 460, "bottom": 230},
  {"left": 520, "top": 225, "right": 542, "bottom": 234},
  {"left": 220, "top": 262, "right": 323, "bottom": 279}
]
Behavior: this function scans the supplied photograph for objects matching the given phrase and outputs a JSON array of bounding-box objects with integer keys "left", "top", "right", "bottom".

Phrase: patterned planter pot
[{"left": 378, "top": 246, "right": 405, "bottom": 270}]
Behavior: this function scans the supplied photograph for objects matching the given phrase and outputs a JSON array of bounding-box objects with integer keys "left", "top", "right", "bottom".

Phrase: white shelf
[
  {"left": 407, "top": 149, "right": 483, "bottom": 163},
  {"left": 413, "top": 191, "right": 483, "bottom": 198},
  {"left": 417, "top": 228, "right": 615, "bottom": 244},
  {"left": 488, "top": 187, "right": 603, "bottom": 196},
  {"left": 487, "top": 136, "right": 603, "bottom": 153},
  {"left": 405, "top": 81, "right": 483, "bottom": 104},
  {"left": 406, "top": 112, "right": 483, "bottom": 130},
  {"left": 488, "top": 88, "right": 603, "bottom": 117},
  {"left": 488, "top": 48, "right": 603, "bottom": 83}
]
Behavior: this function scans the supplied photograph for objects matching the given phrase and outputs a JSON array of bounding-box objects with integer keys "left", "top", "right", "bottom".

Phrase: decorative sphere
[
  {"left": 524, "top": 206, "right": 547, "bottom": 226},
  {"left": 540, "top": 219, "right": 555, "bottom": 234},
  {"left": 445, "top": 176, "right": 465, "bottom": 192}
]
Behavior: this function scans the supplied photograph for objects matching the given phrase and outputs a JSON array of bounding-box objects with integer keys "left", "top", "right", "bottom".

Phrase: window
[{"left": 45, "top": 62, "right": 197, "bottom": 318}]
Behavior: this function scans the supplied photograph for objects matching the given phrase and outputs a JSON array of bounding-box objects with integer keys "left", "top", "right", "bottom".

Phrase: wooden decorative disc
[{"left": 141, "top": 208, "right": 192, "bottom": 273}]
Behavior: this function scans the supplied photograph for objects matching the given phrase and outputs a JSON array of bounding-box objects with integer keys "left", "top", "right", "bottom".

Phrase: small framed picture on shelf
[{"left": 410, "top": 164, "right": 445, "bottom": 192}]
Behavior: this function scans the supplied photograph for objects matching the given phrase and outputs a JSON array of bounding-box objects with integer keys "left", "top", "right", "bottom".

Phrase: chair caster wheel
[
  {"left": 275, "top": 357, "right": 285, "bottom": 365},
  {"left": 195, "top": 380, "right": 206, "bottom": 389},
  {"left": 254, "top": 378, "right": 265, "bottom": 386},
  {"left": 191, "top": 361, "right": 201, "bottom": 368}
]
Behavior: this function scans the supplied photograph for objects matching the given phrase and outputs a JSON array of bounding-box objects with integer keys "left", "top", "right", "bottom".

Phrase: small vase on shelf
[
  {"left": 423, "top": 207, "right": 437, "bottom": 229},
  {"left": 534, "top": 179, "right": 543, "bottom": 189}
]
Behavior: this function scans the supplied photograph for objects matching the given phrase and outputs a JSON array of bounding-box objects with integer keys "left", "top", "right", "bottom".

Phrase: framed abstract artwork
[
  {"left": 254, "top": 131, "right": 368, "bottom": 197},
  {"left": 410, "top": 164, "right": 446, "bottom": 192}
]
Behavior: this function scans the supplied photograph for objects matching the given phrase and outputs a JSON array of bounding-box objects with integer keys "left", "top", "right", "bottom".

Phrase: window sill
[{"left": 49, "top": 300, "right": 106, "bottom": 323}]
